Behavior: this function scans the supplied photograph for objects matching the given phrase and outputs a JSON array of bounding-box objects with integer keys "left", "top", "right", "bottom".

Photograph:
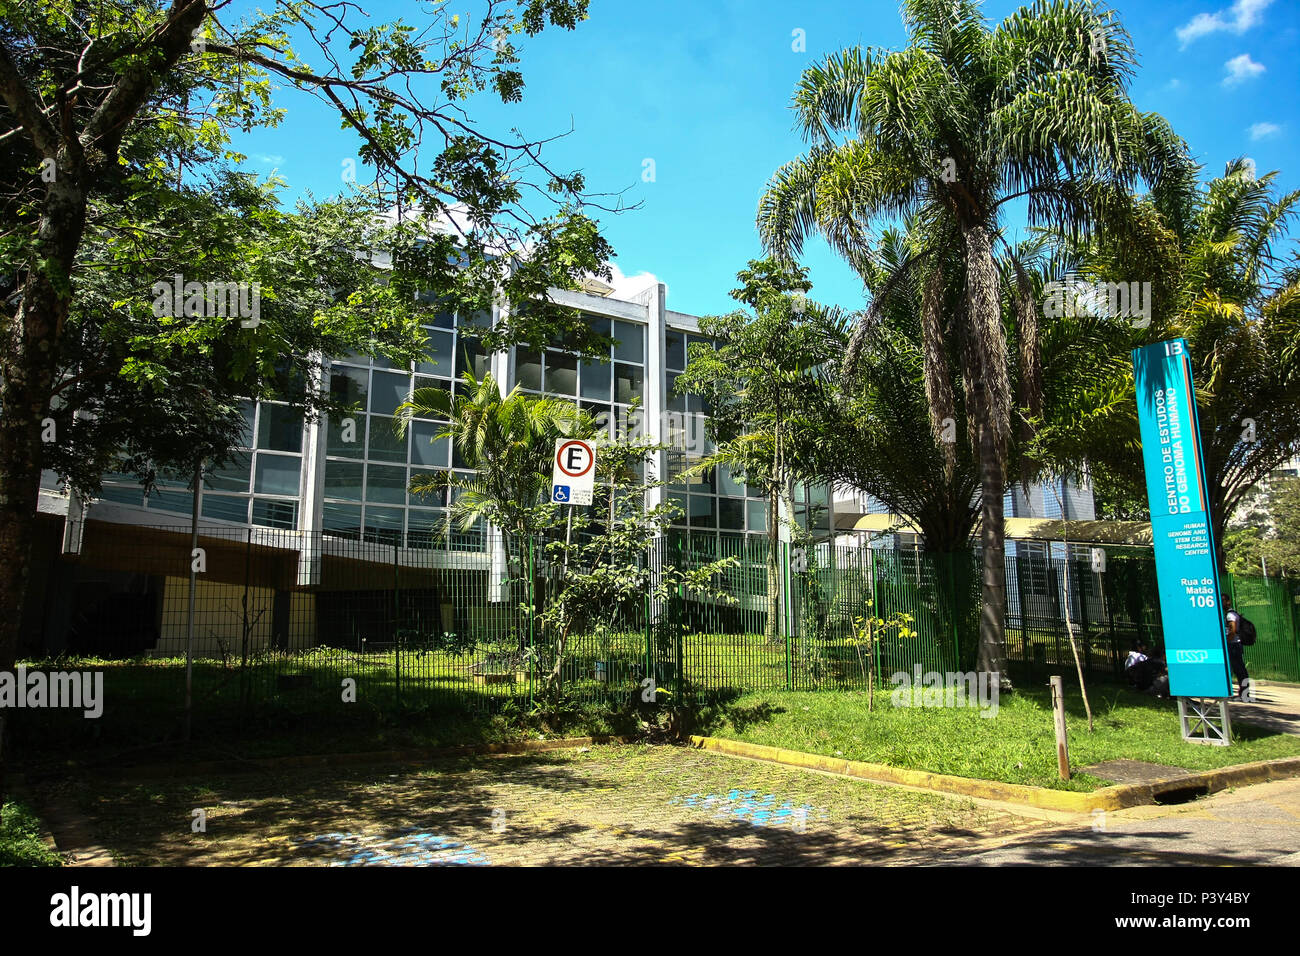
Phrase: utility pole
[{"left": 185, "top": 457, "right": 202, "bottom": 742}]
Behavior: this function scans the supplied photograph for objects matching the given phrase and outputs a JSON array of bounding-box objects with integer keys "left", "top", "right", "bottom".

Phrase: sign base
[{"left": 1177, "top": 697, "right": 1232, "bottom": 746}]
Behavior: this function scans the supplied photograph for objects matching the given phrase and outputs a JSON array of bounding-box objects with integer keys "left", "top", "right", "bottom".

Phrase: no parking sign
[{"left": 551, "top": 438, "right": 595, "bottom": 506}]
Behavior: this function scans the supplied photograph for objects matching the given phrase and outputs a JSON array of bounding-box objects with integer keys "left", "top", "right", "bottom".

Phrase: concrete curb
[
  {"left": 66, "top": 734, "right": 637, "bottom": 782},
  {"left": 686, "top": 735, "right": 1300, "bottom": 813}
]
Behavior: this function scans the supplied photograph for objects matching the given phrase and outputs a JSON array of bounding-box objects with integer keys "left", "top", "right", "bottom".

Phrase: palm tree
[
  {"left": 828, "top": 227, "right": 982, "bottom": 552},
  {"left": 756, "top": 0, "right": 1187, "bottom": 681},
  {"left": 830, "top": 221, "right": 1127, "bottom": 669},
  {"left": 1039, "top": 160, "right": 1300, "bottom": 575},
  {"left": 395, "top": 365, "right": 594, "bottom": 555}
]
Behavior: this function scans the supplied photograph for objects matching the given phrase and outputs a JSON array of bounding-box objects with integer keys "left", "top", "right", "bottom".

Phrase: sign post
[
  {"left": 551, "top": 438, "right": 595, "bottom": 506},
  {"left": 1131, "top": 339, "right": 1233, "bottom": 744}
]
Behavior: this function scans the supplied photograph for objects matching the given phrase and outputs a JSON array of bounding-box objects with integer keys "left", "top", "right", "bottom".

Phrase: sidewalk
[
  {"left": 943, "top": 775, "right": 1300, "bottom": 866},
  {"left": 1232, "top": 681, "right": 1300, "bottom": 737}
]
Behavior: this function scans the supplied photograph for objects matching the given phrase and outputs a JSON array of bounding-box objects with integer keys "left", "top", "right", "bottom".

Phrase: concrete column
[
  {"left": 641, "top": 283, "right": 667, "bottom": 513},
  {"left": 297, "top": 352, "right": 326, "bottom": 586},
  {"left": 61, "top": 488, "right": 86, "bottom": 555},
  {"left": 489, "top": 299, "right": 510, "bottom": 602}
]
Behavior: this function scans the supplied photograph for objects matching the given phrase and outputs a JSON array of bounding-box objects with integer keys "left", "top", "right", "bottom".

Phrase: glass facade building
[
  {"left": 47, "top": 282, "right": 832, "bottom": 551},
  {"left": 43, "top": 277, "right": 1088, "bottom": 551}
]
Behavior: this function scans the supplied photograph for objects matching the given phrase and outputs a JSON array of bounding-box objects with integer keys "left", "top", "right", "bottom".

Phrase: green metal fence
[
  {"left": 1004, "top": 548, "right": 1161, "bottom": 683},
  {"left": 1226, "top": 572, "right": 1300, "bottom": 683},
  {"left": 10, "top": 519, "right": 1300, "bottom": 753}
]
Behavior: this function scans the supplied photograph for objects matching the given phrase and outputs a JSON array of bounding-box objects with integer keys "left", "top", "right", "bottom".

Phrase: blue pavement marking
[
  {"left": 296, "top": 827, "right": 491, "bottom": 866},
  {"left": 669, "top": 790, "right": 826, "bottom": 829}
]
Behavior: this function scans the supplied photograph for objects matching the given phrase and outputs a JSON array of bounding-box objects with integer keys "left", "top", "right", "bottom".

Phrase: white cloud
[
  {"left": 1249, "top": 122, "right": 1281, "bottom": 140},
  {"left": 255, "top": 154, "right": 285, "bottom": 165},
  {"left": 605, "top": 262, "right": 664, "bottom": 300},
  {"left": 1178, "top": 0, "right": 1273, "bottom": 48},
  {"left": 1163, "top": 78, "right": 1182, "bottom": 92},
  {"left": 1222, "top": 53, "right": 1265, "bottom": 86}
]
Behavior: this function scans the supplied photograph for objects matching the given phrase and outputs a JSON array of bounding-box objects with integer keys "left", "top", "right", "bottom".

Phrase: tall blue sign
[{"left": 1132, "top": 339, "right": 1232, "bottom": 698}]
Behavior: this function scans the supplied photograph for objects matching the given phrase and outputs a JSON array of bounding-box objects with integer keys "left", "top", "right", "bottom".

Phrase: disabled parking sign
[{"left": 551, "top": 439, "right": 595, "bottom": 506}]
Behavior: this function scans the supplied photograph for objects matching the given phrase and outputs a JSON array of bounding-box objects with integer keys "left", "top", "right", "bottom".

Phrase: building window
[
  {"left": 665, "top": 329, "right": 769, "bottom": 538},
  {"left": 519, "top": 312, "right": 646, "bottom": 444},
  {"left": 324, "top": 308, "right": 488, "bottom": 547}
]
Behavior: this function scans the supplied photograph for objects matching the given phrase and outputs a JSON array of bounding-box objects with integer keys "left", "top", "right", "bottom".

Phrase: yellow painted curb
[{"left": 686, "top": 736, "right": 1300, "bottom": 813}]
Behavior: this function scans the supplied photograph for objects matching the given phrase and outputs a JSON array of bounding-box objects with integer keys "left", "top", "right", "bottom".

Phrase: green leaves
[
  {"left": 1042, "top": 159, "right": 1300, "bottom": 559},
  {"left": 396, "top": 365, "right": 596, "bottom": 538},
  {"left": 675, "top": 258, "right": 846, "bottom": 497}
]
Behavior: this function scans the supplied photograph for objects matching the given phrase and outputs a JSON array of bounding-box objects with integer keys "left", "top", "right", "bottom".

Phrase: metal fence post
[
  {"left": 184, "top": 460, "right": 200, "bottom": 743},
  {"left": 676, "top": 570, "right": 685, "bottom": 703},
  {"left": 782, "top": 540, "right": 793, "bottom": 691},
  {"left": 527, "top": 535, "right": 535, "bottom": 710},
  {"left": 645, "top": 540, "right": 655, "bottom": 691},
  {"left": 393, "top": 539, "right": 401, "bottom": 709},
  {"left": 239, "top": 526, "right": 253, "bottom": 729}
]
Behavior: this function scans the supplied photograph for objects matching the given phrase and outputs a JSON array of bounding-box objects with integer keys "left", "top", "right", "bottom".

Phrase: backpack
[{"left": 1237, "top": 614, "right": 1257, "bottom": 646}]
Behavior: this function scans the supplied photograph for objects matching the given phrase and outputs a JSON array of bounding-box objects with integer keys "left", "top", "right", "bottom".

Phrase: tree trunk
[
  {"left": 976, "top": 419, "right": 1008, "bottom": 684},
  {"left": 962, "top": 224, "right": 1011, "bottom": 452},
  {"left": 961, "top": 221, "right": 1011, "bottom": 687},
  {"left": 0, "top": 181, "right": 89, "bottom": 673},
  {"left": 0, "top": 181, "right": 87, "bottom": 826},
  {"left": 919, "top": 263, "right": 956, "bottom": 480},
  {"left": 765, "top": 489, "right": 780, "bottom": 644}
]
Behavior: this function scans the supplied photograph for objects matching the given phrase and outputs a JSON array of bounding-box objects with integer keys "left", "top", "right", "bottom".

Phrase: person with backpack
[
  {"left": 1124, "top": 638, "right": 1170, "bottom": 698},
  {"left": 1222, "top": 594, "right": 1255, "bottom": 701}
]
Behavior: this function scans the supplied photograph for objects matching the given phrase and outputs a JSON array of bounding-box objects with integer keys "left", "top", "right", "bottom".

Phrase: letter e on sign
[{"left": 552, "top": 438, "right": 595, "bottom": 506}]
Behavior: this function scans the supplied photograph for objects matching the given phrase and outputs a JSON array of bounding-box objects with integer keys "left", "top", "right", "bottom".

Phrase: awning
[{"left": 835, "top": 511, "right": 1154, "bottom": 546}]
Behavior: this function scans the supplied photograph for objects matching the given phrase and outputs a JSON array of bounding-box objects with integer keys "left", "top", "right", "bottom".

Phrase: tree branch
[
  {"left": 0, "top": 39, "right": 59, "bottom": 157},
  {"left": 82, "top": 0, "right": 209, "bottom": 158}
]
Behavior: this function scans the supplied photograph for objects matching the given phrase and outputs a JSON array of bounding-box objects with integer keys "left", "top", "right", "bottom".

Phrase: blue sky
[{"left": 228, "top": 0, "right": 1300, "bottom": 317}]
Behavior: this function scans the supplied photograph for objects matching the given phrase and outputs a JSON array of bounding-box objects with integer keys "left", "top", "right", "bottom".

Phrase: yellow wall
[{"left": 155, "top": 577, "right": 316, "bottom": 658}]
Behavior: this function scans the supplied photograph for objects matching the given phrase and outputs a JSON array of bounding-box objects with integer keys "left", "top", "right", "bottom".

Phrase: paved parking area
[
  {"left": 946, "top": 776, "right": 1300, "bottom": 866},
  {"left": 54, "top": 744, "right": 1055, "bottom": 866}
]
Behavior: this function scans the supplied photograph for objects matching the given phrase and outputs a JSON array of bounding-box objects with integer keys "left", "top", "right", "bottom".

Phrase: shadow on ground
[{"left": 40, "top": 743, "right": 1050, "bottom": 866}]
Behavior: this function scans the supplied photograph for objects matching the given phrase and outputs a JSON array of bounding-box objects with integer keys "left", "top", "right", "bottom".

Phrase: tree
[
  {"left": 827, "top": 221, "right": 1127, "bottom": 672},
  {"left": 1228, "top": 477, "right": 1300, "bottom": 580},
  {"left": 534, "top": 496, "right": 737, "bottom": 702},
  {"left": 398, "top": 371, "right": 714, "bottom": 699},
  {"left": 1038, "top": 161, "right": 1300, "bottom": 575},
  {"left": 673, "top": 258, "right": 846, "bottom": 644},
  {"left": 755, "top": 0, "right": 1185, "bottom": 681},
  {"left": 44, "top": 174, "right": 432, "bottom": 504},
  {"left": 0, "top": 0, "right": 619, "bottom": 676},
  {"left": 396, "top": 366, "right": 594, "bottom": 550},
  {"left": 824, "top": 227, "right": 982, "bottom": 554}
]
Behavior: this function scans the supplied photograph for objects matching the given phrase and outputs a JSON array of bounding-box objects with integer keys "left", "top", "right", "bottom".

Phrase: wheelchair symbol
[{"left": 552, "top": 485, "right": 570, "bottom": 503}]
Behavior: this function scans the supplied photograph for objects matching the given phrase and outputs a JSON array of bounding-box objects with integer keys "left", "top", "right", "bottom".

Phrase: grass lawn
[
  {"left": 0, "top": 799, "right": 63, "bottom": 866},
  {"left": 696, "top": 681, "right": 1300, "bottom": 791},
  {"left": 6, "top": 633, "right": 821, "bottom": 763}
]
